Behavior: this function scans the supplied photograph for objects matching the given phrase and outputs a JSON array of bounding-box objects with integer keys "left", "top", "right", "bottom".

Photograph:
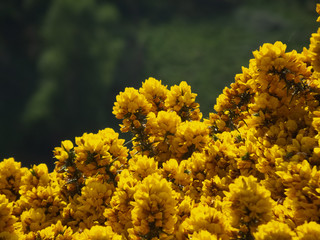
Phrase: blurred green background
[{"left": 1, "top": 0, "right": 318, "bottom": 170}]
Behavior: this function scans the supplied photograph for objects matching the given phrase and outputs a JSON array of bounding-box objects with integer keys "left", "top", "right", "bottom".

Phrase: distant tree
[
  {"left": 0, "top": 0, "right": 51, "bottom": 164},
  {"left": 22, "top": 0, "right": 125, "bottom": 167}
]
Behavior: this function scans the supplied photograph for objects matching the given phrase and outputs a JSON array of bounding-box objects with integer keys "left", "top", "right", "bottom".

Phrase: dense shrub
[{"left": 1, "top": 4, "right": 320, "bottom": 240}]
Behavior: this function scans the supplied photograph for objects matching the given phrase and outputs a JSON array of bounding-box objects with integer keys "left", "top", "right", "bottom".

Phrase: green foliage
[{"left": 24, "top": 0, "right": 125, "bottom": 136}]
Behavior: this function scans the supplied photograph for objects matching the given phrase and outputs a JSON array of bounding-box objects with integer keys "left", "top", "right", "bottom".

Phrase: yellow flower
[
  {"left": 253, "top": 220, "right": 296, "bottom": 240},
  {"left": 200, "top": 176, "right": 229, "bottom": 205},
  {"left": 146, "top": 111, "right": 182, "bottom": 163},
  {"left": 317, "top": 3, "right": 320, "bottom": 22},
  {"left": 309, "top": 28, "right": 320, "bottom": 72},
  {"left": 98, "top": 128, "right": 128, "bottom": 168},
  {"left": 294, "top": 221, "right": 320, "bottom": 240},
  {"left": 189, "top": 230, "right": 218, "bottom": 240},
  {"left": 17, "top": 184, "right": 64, "bottom": 224},
  {"left": 178, "top": 203, "right": 232, "bottom": 240},
  {"left": 147, "top": 111, "right": 181, "bottom": 137},
  {"left": 212, "top": 74, "right": 253, "bottom": 132},
  {"left": 0, "top": 232, "right": 19, "bottom": 240},
  {"left": 75, "top": 132, "right": 112, "bottom": 175},
  {"left": 161, "top": 158, "right": 191, "bottom": 190},
  {"left": 21, "top": 207, "right": 48, "bottom": 233},
  {"left": 250, "top": 41, "right": 311, "bottom": 108},
  {"left": 38, "top": 220, "right": 73, "bottom": 240},
  {"left": 75, "top": 177, "right": 114, "bottom": 229},
  {"left": 224, "top": 176, "right": 275, "bottom": 233},
  {"left": 0, "top": 194, "right": 16, "bottom": 233},
  {"left": 139, "top": 77, "right": 169, "bottom": 112},
  {"left": 202, "top": 130, "right": 239, "bottom": 180},
  {"left": 105, "top": 169, "right": 137, "bottom": 236},
  {"left": 165, "top": 81, "right": 202, "bottom": 121},
  {"left": 277, "top": 160, "right": 320, "bottom": 225},
  {"left": 74, "top": 128, "right": 128, "bottom": 183},
  {"left": 0, "top": 158, "right": 28, "bottom": 202},
  {"left": 19, "top": 163, "right": 50, "bottom": 195},
  {"left": 53, "top": 140, "right": 74, "bottom": 171},
  {"left": 129, "top": 173, "right": 178, "bottom": 239},
  {"left": 185, "top": 152, "right": 210, "bottom": 201},
  {"left": 176, "top": 195, "right": 194, "bottom": 227},
  {"left": 312, "top": 110, "right": 320, "bottom": 132},
  {"left": 172, "top": 121, "right": 209, "bottom": 160},
  {"left": 113, "top": 87, "right": 152, "bottom": 132},
  {"left": 5, "top": 6, "right": 320, "bottom": 237},
  {"left": 73, "top": 225, "right": 123, "bottom": 240},
  {"left": 253, "top": 41, "right": 288, "bottom": 73},
  {"left": 128, "top": 155, "right": 159, "bottom": 181}
]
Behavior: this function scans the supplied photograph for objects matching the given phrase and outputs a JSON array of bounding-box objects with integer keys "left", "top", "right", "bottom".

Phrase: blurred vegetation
[{"left": 1, "top": 0, "right": 318, "bottom": 170}]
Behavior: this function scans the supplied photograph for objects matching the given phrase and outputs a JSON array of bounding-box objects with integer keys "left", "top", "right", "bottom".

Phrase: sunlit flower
[
  {"left": 19, "top": 164, "right": 50, "bottom": 196},
  {"left": 189, "top": 230, "right": 218, "bottom": 240},
  {"left": 0, "top": 194, "right": 16, "bottom": 233},
  {"left": 309, "top": 28, "right": 320, "bottom": 72},
  {"left": 165, "top": 81, "right": 202, "bottom": 121},
  {"left": 178, "top": 203, "right": 232, "bottom": 240},
  {"left": 21, "top": 207, "right": 48, "bottom": 233},
  {"left": 0, "top": 232, "right": 19, "bottom": 240},
  {"left": 172, "top": 121, "right": 209, "bottom": 160},
  {"left": 294, "top": 221, "right": 320, "bottom": 240},
  {"left": 53, "top": 140, "right": 75, "bottom": 171},
  {"left": 128, "top": 173, "right": 178, "bottom": 239},
  {"left": 38, "top": 220, "right": 73, "bottom": 240},
  {"left": 73, "top": 177, "right": 114, "bottom": 230},
  {"left": 128, "top": 155, "right": 159, "bottom": 181},
  {"left": 73, "top": 225, "right": 122, "bottom": 240},
  {"left": 17, "top": 184, "right": 64, "bottom": 225},
  {"left": 0, "top": 158, "right": 27, "bottom": 202},
  {"left": 161, "top": 158, "right": 191, "bottom": 190},
  {"left": 139, "top": 77, "right": 169, "bottom": 112},
  {"left": 253, "top": 220, "right": 295, "bottom": 240},
  {"left": 277, "top": 160, "right": 320, "bottom": 225},
  {"left": 104, "top": 169, "right": 138, "bottom": 236},
  {"left": 73, "top": 128, "right": 128, "bottom": 184},
  {"left": 113, "top": 87, "right": 152, "bottom": 132},
  {"left": 146, "top": 110, "right": 182, "bottom": 163},
  {"left": 200, "top": 175, "right": 229, "bottom": 205},
  {"left": 3, "top": 5, "right": 320, "bottom": 238},
  {"left": 224, "top": 176, "right": 275, "bottom": 233}
]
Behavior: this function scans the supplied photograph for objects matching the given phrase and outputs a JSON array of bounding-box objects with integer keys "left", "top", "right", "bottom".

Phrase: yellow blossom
[
  {"left": 0, "top": 232, "right": 19, "bottom": 240},
  {"left": 294, "top": 221, "right": 320, "bottom": 240},
  {"left": 53, "top": 140, "right": 74, "bottom": 171},
  {"left": 224, "top": 176, "right": 275, "bottom": 233},
  {"left": 113, "top": 87, "right": 152, "bottom": 132},
  {"left": 253, "top": 220, "right": 296, "bottom": 240},
  {"left": 129, "top": 173, "right": 178, "bottom": 239},
  {"left": 165, "top": 81, "right": 202, "bottom": 121},
  {"left": 73, "top": 225, "right": 122, "bottom": 240},
  {"left": 178, "top": 203, "right": 232, "bottom": 240},
  {"left": 105, "top": 169, "right": 138, "bottom": 236},
  {"left": 128, "top": 155, "right": 159, "bottom": 181},
  {"left": 172, "top": 121, "right": 209, "bottom": 160},
  {"left": 2, "top": 4, "right": 320, "bottom": 238},
  {"left": 309, "top": 28, "right": 320, "bottom": 72},
  {"left": 0, "top": 158, "right": 27, "bottom": 202},
  {"left": 139, "top": 77, "right": 169, "bottom": 112},
  {"left": 21, "top": 207, "right": 48, "bottom": 233},
  {"left": 38, "top": 220, "right": 73, "bottom": 240},
  {"left": 189, "top": 230, "right": 218, "bottom": 240},
  {"left": 0, "top": 194, "right": 16, "bottom": 233}
]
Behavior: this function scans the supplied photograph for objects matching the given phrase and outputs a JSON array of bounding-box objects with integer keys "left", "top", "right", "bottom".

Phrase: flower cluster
[{"left": 2, "top": 4, "right": 320, "bottom": 239}]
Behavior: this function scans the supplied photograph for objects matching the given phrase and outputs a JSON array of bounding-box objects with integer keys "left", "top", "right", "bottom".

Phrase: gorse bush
[{"left": 2, "top": 4, "right": 320, "bottom": 240}]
